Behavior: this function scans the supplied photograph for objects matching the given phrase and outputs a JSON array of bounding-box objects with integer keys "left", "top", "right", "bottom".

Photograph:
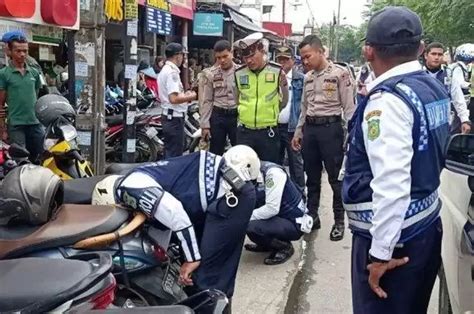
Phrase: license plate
[
  {"left": 192, "top": 112, "right": 200, "bottom": 121},
  {"left": 162, "top": 262, "right": 181, "bottom": 297},
  {"left": 146, "top": 127, "right": 158, "bottom": 139}
]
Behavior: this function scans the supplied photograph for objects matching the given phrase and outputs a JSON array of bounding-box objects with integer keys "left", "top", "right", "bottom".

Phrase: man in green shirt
[{"left": 0, "top": 31, "right": 44, "bottom": 162}]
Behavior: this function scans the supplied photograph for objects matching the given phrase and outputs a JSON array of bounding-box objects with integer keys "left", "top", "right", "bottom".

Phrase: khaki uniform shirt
[
  {"left": 199, "top": 63, "right": 238, "bottom": 129},
  {"left": 294, "top": 62, "right": 356, "bottom": 138}
]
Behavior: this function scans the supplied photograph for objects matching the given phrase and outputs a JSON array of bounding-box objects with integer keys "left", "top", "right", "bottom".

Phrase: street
[{"left": 234, "top": 174, "right": 440, "bottom": 313}]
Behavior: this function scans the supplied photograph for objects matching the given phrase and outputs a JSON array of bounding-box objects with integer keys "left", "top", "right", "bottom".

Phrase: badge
[
  {"left": 239, "top": 75, "right": 249, "bottom": 85},
  {"left": 265, "top": 177, "right": 274, "bottom": 188},
  {"left": 265, "top": 73, "right": 275, "bottom": 83},
  {"left": 365, "top": 110, "right": 382, "bottom": 121},
  {"left": 367, "top": 119, "right": 380, "bottom": 141},
  {"left": 239, "top": 41, "right": 248, "bottom": 49},
  {"left": 322, "top": 82, "right": 337, "bottom": 99},
  {"left": 123, "top": 191, "right": 137, "bottom": 209}
]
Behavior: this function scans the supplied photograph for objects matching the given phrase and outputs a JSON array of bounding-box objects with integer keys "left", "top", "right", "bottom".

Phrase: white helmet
[
  {"left": 92, "top": 175, "right": 122, "bottom": 205},
  {"left": 455, "top": 43, "right": 474, "bottom": 63},
  {"left": 223, "top": 145, "right": 261, "bottom": 181}
]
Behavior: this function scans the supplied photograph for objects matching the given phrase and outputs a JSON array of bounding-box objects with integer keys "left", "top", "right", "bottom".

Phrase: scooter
[{"left": 0, "top": 252, "right": 116, "bottom": 313}]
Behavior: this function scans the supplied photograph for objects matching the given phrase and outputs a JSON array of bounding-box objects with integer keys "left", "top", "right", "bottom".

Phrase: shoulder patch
[
  {"left": 369, "top": 91, "right": 383, "bottom": 100},
  {"left": 367, "top": 119, "right": 380, "bottom": 141},
  {"left": 365, "top": 110, "right": 382, "bottom": 121},
  {"left": 265, "top": 176, "right": 274, "bottom": 188}
]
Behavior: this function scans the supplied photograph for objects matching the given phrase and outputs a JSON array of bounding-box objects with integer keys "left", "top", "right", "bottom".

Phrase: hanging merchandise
[{"left": 105, "top": 0, "right": 124, "bottom": 21}]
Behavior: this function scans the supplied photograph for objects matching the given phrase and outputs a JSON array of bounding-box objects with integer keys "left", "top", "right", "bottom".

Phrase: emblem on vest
[
  {"left": 239, "top": 75, "right": 250, "bottom": 89},
  {"left": 265, "top": 73, "right": 275, "bottom": 83}
]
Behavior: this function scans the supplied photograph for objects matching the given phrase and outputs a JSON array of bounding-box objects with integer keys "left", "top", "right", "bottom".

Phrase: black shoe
[
  {"left": 330, "top": 223, "right": 345, "bottom": 241},
  {"left": 244, "top": 243, "right": 272, "bottom": 253},
  {"left": 312, "top": 215, "right": 321, "bottom": 230},
  {"left": 264, "top": 244, "right": 294, "bottom": 265}
]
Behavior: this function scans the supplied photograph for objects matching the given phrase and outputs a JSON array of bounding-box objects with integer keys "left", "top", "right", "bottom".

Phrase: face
[
  {"left": 175, "top": 53, "right": 184, "bottom": 67},
  {"left": 425, "top": 47, "right": 444, "bottom": 69},
  {"left": 277, "top": 56, "right": 294, "bottom": 73},
  {"left": 244, "top": 50, "right": 265, "bottom": 71},
  {"left": 299, "top": 44, "right": 324, "bottom": 71},
  {"left": 9, "top": 41, "right": 28, "bottom": 64},
  {"left": 215, "top": 49, "right": 233, "bottom": 70}
]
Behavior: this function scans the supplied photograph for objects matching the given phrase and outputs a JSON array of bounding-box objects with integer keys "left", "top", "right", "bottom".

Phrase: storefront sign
[
  {"left": 147, "top": 0, "right": 169, "bottom": 11},
  {"left": 146, "top": 7, "right": 172, "bottom": 35},
  {"left": 31, "top": 24, "right": 63, "bottom": 45},
  {"left": 169, "top": 0, "right": 193, "bottom": 20},
  {"left": 125, "top": 0, "right": 138, "bottom": 20},
  {"left": 193, "top": 13, "right": 223, "bottom": 36}
]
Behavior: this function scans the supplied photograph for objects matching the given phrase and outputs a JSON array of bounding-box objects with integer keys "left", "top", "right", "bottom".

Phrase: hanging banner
[
  {"left": 125, "top": 0, "right": 138, "bottom": 20},
  {"left": 146, "top": 7, "right": 172, "bottom": 35},
  {"left": 168, "top": 0, "right": 193, "bottom": 20},
  {"left": 193, "top": 13, "right": 223, "bottom": 37}
]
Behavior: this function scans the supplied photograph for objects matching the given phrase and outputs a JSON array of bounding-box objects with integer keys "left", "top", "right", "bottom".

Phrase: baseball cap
[
  {"left": 234, "top": 32, "right": 264, "bottom": 57},
  {"left": 275, "top": 46, "right": 293, "bottom": 59},
  {"left": 1, "top": 30, "right": 27, "bottom": 44},
  {"left": 364, "top": 6, "right": 422, "bottom": 46},
  {"left": 165, "top": 43, "right": 186, "bottom": 58}
]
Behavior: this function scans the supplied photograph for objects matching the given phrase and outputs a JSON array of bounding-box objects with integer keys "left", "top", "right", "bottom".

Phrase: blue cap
[
  {"left": 365, "top": 6, "right": 422, "bottom": 46},
  {"left": 1, "top": 31, "right": 27, "bottom": 44}
]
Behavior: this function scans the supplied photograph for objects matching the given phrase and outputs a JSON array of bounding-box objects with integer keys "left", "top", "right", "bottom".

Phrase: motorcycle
[{"left": 0, "top": 252, "right": 116, "bottom": 313}]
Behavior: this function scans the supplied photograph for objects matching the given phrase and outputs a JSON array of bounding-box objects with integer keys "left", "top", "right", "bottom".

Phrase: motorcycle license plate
[
  {"left": 193, "top": 112, "right": 200, "bottom": 121},
  {"left": 146, "top": 127, "right": 158, "bottom": 139},
  {"left": 162, "top": 262, "right": 181, "bottom": 298}
]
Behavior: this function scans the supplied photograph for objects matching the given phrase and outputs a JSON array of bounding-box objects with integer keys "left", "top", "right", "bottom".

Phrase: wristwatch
[{"left": 369, "top": 254, "right": 389, "bottom": 264}]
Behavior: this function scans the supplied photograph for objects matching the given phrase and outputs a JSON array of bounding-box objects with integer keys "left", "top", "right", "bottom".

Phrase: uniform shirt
[
  {"left": 200, "top": 63, "right": 238, "bottom": 129},
  {"left": 251, "top": 167, "right": 288, "bottom": 220},
  {"left": 158, "top": 61, "right": 187, "bottom": 115},
  {"left": 278, "top": 69, "right": 292, "bottom": 124},
  {"left": 295, "top": 62, "right": 355, "bottom": 139}
]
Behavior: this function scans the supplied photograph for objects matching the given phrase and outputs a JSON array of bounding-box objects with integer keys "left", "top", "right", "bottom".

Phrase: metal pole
[
  {"left": 67, "top": 30, "right": 77, "bottom": 108},
  {"left": 334, "top": 0, "right": 341, "bottom": 61},
  {"left": 282, "top": 0, "right": 286, "bottom": 23}
]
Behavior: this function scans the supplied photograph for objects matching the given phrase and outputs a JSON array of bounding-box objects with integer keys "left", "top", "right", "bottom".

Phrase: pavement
[{"left": 233, "top": 174, "right": 439, "bottom": 313}]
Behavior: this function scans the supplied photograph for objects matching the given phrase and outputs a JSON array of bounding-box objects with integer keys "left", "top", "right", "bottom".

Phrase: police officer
[
  {"left": 291, "top": 35, "right": 355, "bottom": 240},
  {"left": 423, "top": 42, "right": 471, "bottom": 134},
  {"left": 92, "top": 145, "right": 260, "bottom": 312},
  {"left": 233, "top": 33, "right": 289, "bottom": 163},
  {"left": 158, "top": 43, "right": 197, "bottom": 158},
  {"left": 200, "top": 40, "right": 239, "bottom": 155},
  {"left": 245, "top": 161, "right": 312, "bottom": 265},
  {"left": 342, "top": 7, "right": 449, "bottom": 313}
]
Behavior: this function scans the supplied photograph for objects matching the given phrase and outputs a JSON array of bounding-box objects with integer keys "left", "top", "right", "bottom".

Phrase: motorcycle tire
[{"left": 107, "top": 132, "right": 159, "bottom": 163}]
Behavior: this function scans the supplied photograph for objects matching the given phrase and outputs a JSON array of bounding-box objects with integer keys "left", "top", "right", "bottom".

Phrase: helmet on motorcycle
[
  {"left": 35, "top": 94, "right": 76, "bottom": 126},
  {"left": 454, "top": 43, "right": 474, "bottom": 63},
  {"left": 92, "top": 175, "right": 122, "bottom": 205},
  {"left": 223, "top": 145, "right": 261, "bottom": 181},
  {"left": 0, "top": 165, "right": 63, "bottom": 226}
]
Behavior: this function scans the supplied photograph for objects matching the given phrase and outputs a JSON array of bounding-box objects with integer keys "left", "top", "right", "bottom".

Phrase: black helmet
[
  {"left": 35, "top": 94, "right": 76, "bottom": 126},
  {"left": 0, "top": 165, "right": 63, "bottom": 226}
]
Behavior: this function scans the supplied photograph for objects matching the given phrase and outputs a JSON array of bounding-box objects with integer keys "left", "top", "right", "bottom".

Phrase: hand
[
  {"left": 179, "top": 261, "right": 201, "bottom": 286},
  {"left": 0, "top": 128, "right": 7, "bottom": 141},
  {"left": 367, "top": 257, "right": 409, "bottom": 298},
  {"left": 461, "top": 122, "right": 471, "bottom": 134},
  {"left": 201, "top": 128, "right": 211, "bottom": 141},
  {"left": 291, "top": 136, "right": 302, "bottom": 151},
  {"left": 186, "top": 90, "right": 197, "bottom": 101}
]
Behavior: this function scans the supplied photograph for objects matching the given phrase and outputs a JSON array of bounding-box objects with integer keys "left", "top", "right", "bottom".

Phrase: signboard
[
  {"left": 146, "top": 7, "right": 172, "bottom": 35},
  {"left": 125, "top": 0, "right": 139, "bottom": 20},
  {"left": 169, "top": 0, "right": 193, "bottom": 20},
  {"left": 147, "top": 0, "right": 170, "bottom": 11},
  {"left": 193, "top": 13, "right": 223, "bottom": 37}
]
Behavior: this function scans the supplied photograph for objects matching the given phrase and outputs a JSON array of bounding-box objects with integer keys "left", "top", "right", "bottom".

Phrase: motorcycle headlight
[{"left": 59, "top": 124, "right": 78, "bottom": 142}]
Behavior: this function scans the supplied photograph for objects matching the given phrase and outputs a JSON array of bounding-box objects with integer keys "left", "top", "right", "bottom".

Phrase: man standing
[
  {"left": 0, "top": 31, "right": 44, "bottom": 162},
  {"left": 424, "top": 42, "right": 471, "bottom": 134},
  {"left": 233, "top": 33, "right": 289, "bottom": 163},
  {"left": 343, "top": 7, "right": 449, "bottom": 313},
  {"left": 158, "top": 43, "right": 197, "bottom": 158},
  {"left": 291, "top": 35, "right": 355, "bottom": 240},
  {"left": 200, "top": 40, "right": 238, "bottom": 155},
  {"left": 275, "top": 46, "right": 305, "bottom": 191}
]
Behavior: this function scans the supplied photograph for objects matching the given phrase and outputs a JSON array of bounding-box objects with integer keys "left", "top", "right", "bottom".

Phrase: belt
[
  {"left": 306, "top": 115, "right": 341, "bottom": 125},
  {"left": 239, "top": 124, "right": 277, "bottom": 131},
  {"left": 213, "top": 106, "right": 238, "bottom": 115},
  {"left": 162, "top": 108, "right": 185, "bottom": 118}
]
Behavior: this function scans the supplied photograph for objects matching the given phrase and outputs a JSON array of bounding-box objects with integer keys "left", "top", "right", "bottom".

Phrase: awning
[{"left": 227, "top": 9, "right": 281, "bottom": 42}]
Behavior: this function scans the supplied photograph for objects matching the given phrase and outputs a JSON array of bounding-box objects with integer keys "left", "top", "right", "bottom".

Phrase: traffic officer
[
  {"left": 92, "top": 145, "right": 260, "bottom": 312},
  {"left": 245, "top": 161, "right": 313, "bottom": 265},
  {"left": 158, "top": 43, "right": 197, "bottom": 158},
  {"left": 233, "top": 32, "right": 289, "bottom": 163},
  {"left": 291, "top": 35, "right": 355, "bottom": 241},
  {"left": 200, "top": 40, "right": 239, "bottom": 155},
  {"left": 343, "top": 7, "right": 449, "bottom": 313},
  {"left": 423, "top": 42, "right": 471, "bottom": 134}
]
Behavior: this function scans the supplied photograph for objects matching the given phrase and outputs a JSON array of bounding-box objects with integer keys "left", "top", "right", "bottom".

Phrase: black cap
[
  {"left": 165, "top": 43, "right": 186, "bottom": 58},
  {"left": 365, "top": 6, "right": 422, "bottom": 46}
]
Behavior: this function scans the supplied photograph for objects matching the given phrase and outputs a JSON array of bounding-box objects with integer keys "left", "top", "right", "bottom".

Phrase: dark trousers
[
  {"left": 278, "top": 123, "right": 305, "bottom": 190},
  {"left": 237, "top": 126, "right": 280, "bottom": 163},
  {"left": 302, "top": 122, "right": 344, "bottom": 223},
  {"left": 8, "top": 124, "right": 45, "bottom": 163},
  {"left": 209, "top": 109, "right": 237, "bottom": 155},
  {"left": 247, "top": 216, "right": 303, "bottom": 247},
  {"left": 194, "top": 183, "right": 256, "bottom": 298},
  {"left": 162, "top": 116, "right": 184, "bottom": 158},
  {"left": 352, "top": 219, "right": 442, "bottom": 314}
]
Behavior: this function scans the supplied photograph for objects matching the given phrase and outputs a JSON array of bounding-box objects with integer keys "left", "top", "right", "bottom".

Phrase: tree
[{"left": 316, "top": 23, "right": 366, "bottom": 63}]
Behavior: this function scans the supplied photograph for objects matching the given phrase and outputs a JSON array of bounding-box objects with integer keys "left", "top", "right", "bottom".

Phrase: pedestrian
[
  {"left": 158, "top": 43, "right": 197, "bottom": 158},
  {"left": 275, "top": 46, "right": 305, "bottom": 191},
  {"left": 291, "top": 35, "right": 355, "bottom": 240},
  {"left": 153, "top": 56, "right": 165, "bottom": 74},
  {"left": 424, "top": 42, "right": 471, "bottom": 134},
  {"left": 233, "top": 32, "right": 289, "bottom": 163},
  {"left": 356, "top": 62, "right": 375, "bottom": 105},
  {"left": 200, "top": 40, "right": 239, "bottom": 155},
  {"left": 245, "top": 161, "right": 313, "bottom": 265},
  {"left": 92, "top": 145, "right": 260, "bottom": 313},
  {"left": 342, "top": 7, "right": 450, "bottom": 313},
  {"left": 0, "top": 31, "right": 44, "bottom": 163}
]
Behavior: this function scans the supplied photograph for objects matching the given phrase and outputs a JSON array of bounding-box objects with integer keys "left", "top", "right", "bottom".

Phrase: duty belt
[
  {"left": 213, "top": 106, "right": 238, "bottom": 116},
  {"left": 306, "top": 115, "right": 341, "bottom": 125},
  {"left": 162, "top": 108, "right": 185, "bottom": 119}
]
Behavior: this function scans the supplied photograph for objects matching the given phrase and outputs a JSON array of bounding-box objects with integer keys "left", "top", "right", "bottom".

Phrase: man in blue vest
[
  {"left": 342, "top": 7, "right": 450, "bottom": 313},
  {"left": 424, "top": 42, "right": 471, "bottom": 134},
  {"left": 245, "top": 162, "right": 313, "bottom": 265}
]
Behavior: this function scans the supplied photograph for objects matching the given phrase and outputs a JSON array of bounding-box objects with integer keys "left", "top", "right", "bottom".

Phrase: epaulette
[{"left": 268, "top": 61, "right": 282, "bottom": 69}]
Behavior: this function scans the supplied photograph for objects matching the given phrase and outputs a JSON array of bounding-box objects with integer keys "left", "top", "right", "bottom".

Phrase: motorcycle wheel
[{"left": 108, "top": 132, "right": 159, "bottom": 163}]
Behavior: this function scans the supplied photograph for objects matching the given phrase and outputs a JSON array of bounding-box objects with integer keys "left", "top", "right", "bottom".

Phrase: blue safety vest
[{"left": 342, "top": 70, "right": 450, "bottom": 242}]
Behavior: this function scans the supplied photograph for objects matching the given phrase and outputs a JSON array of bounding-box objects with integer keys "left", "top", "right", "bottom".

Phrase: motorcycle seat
[
  {"left": 105, "top": 162, "right": 149, "bottom": 175},
  {"left": 0, "top": 257, "right": 94, "bottom": 312},
  {"left": 0, "top": 204, "right": 129, "bottom": 259},
  {"left": 106, "top": 114, "right": 124, "bottom": 126},
  {"left": 64, "top": 175, "right": 110, "bottom": 204}
]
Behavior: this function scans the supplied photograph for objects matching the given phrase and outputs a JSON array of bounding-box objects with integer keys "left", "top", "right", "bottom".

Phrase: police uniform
[
  {"left": 233, "top": 33, "right": 289, "bottom": 163},
  {"left": 200, "top": 63, "right": 239, "bottom": 155},
  {"left": 115, "top": 151, "right": 256, "bottom": 298},
  {"left": 246, "top": 162, "right": 312, "bottom": 265},
  {"left": 294, "top": 61, "right": 355, "bottom": 234},
  {"left": 342, "top": 7, "right": 449, "bottom": 314}
]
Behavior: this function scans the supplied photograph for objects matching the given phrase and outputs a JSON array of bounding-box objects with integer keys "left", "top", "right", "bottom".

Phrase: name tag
[
  {"left": 239, "top": 75, "right": 249, "bottom": 85},
  {"left": 265, "top": 73, "right": 275, "bottom": 83}
]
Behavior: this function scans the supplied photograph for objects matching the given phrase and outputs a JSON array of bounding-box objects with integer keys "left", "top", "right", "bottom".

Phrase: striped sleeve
[{"left": 176, "top": 226, "right": 201, "bottom": 262}]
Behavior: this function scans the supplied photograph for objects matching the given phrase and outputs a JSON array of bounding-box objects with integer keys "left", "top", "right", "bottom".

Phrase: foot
[
  {"left": 330, "top": 223, "right": 345, "bottom": 241},
  {"left": 264, "top": 244, "right": 295, "bottom": 265},
  {"left": 312, "top": 215, "right": 321, "bottom": 231},
  {"left": 244, "top": 243, "right": 272, "bottom": 253}
]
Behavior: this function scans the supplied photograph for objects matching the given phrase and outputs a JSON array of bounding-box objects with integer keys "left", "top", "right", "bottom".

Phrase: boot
[
  {"left": 330, "top": 223, "right": 345, "bottom": 241},
  {"left": 244, "top": 243, "right": 272, "bottom": 253},
  {"left": 312, "top": 215, "right": 321, "bottom": 231},
  {"left": 264, "top": 240, "right": 294, "bottom": 265}
]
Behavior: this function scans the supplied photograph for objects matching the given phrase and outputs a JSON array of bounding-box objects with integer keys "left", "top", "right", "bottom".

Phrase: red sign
[
  {"left": 0, "top": 0, "right": 35, "bottom": 18},
  {"left": 41, "top": 0, "right": 78, "bottom": 27},
  {"left": 262, "top": 22, "right": 292, "bottom": 38},
  {"left": 169, "top": 0, "right": 194, "bottom": 20}
]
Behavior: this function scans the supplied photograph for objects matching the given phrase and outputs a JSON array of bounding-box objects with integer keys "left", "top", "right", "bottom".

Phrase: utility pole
[
  {"left": 334, "top": 0, "right": 341, "bottom": 61},
  {"left": 282, "top": 0, "right": 286, "bottom": 23}
]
